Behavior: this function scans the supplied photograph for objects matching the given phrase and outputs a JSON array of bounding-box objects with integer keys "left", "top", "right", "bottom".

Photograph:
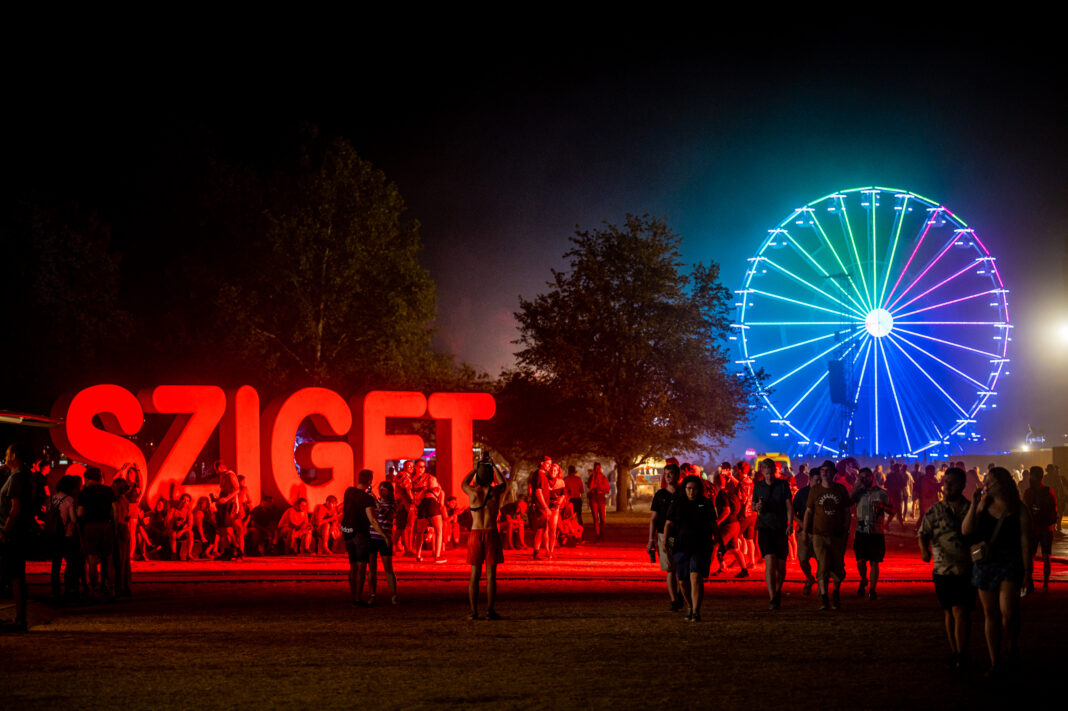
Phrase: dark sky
[{"left": 4, "top": 20, "right": 1065, "bottom": 455}]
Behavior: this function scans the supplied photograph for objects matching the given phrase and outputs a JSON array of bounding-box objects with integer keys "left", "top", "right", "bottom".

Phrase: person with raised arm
[{"left": 462, "top": 455, "right": 507, "bottom": 620}]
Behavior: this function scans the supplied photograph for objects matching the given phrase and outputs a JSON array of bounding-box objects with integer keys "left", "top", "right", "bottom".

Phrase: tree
[
  {"left": 514, "top": 214, "right": 757, "bottom": 511},
  {"left": 214, "top": 130, "right": 450, "bottom": 394}
]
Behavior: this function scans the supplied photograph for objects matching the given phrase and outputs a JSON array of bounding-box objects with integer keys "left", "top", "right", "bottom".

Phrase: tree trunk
[{"left": 614, "top": 458, "right": 632, "bottom": 512}]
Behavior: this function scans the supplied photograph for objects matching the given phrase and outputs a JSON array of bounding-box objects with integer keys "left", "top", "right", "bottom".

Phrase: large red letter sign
[
  {"left": 219, "top": 385, "right": 261, "bottom": 505},
  {"left": 50, "top": 385, "right": 147, "bottom": 482},
  {"left": 351, "top": 391, "right": 427, "bottom": 479},
  {"left": 139, "top": 386, "right": 227, "bottom": 505},
  {"left": 264, "top": 387, "right": 352, "bottom": 509},
  {"left": 427, "top": 393, "right": 496, "bottom": 497}
]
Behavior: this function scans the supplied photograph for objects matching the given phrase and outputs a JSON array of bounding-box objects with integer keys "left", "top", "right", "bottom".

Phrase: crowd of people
[
  {"left": 1, "top": 440, "right": 1063, "bottom": 676},
  {"left": 647, "top": 455, "right": 1062, "bottom": 676}
]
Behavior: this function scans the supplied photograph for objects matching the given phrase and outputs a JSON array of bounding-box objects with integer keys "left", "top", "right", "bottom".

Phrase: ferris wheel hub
[{"left": 864, "top": 308, "right": 894, "bottom": 338}]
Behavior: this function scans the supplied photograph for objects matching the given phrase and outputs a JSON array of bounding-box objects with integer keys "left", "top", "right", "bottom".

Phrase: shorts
[
  {"left": 656, "top": 532, "right": 675, "bottom": 572},
  {"left": 216, "top": 502, "right": 239, "bottom": 528},
  {"left": 418, "top": 498, "right": 442, "bottom": 519},
  {"left": 812, "top": 533, "right": 847, "bottom": 584},
  {"left": 718, "top": 520, "right": 740, "bottom": 548},
  {"left": 673, "top": 550, "right": 712, "bottom": 579},
  {"left": 369, "top": 537, "right": 392, "bottom": 557},
  {"left": 933, "top": 573, "right": 976, "bottom": 610},
  {"left": 82, "top": 522, "right": 115, "bottom": 557},
  {"left": 529, "top": 508, "right": 547, "bottom": 530},
  {"left": 741, "top": 514, "right": 757, "bottom": 540},
  {"left": 757, "top": 528, "right": 788, "bottom": 559},
  {"left": 853, "top": 532, "right": 886, "bottom": 563},
  {"left": 345, "top": 533, "right": 373, "bottom": 564},
  {"left": 467, "top": 528, "right": 504, "bottom": 567},
  {"left": 972, "top": 558, "right": 1025, "bottom": 592}
]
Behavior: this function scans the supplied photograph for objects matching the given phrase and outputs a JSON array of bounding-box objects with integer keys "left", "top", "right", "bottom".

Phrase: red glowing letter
[
  {"left": 351, "top": 391, "right": 427, "bottom": 481},
  {"left": 427, "top": 392, "right": 496, "bottom": 498},
  {"left": 140, "top": 386, "right": 227, "bottom": 504},
  {"left": 50, "top": 385, "right": 147, "bottom": 482},
  {"left": 219, "top": 386, "right": 261, "bottom": 505},
  {"left": 264, "top": 387, "right": 352, "bottom": 509}
]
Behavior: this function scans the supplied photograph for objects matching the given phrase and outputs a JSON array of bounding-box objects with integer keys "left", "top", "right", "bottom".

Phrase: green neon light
[
  {"left": 838, "top": 196, "right": 872, "bottom": 309},
  {"left": 879, "top": 195, "right": 909, "bottom": 307},
  {"left": 808, "top": 210, "right": 869, "bottom": 310},
  {"left": 780, "top": 229, "right": 868, "bottom": 314},
  {"left": 761, "top": 257, "right": 866, "bottom": 317},
  {"left": 749, "top": 289, "right": 863, "bottom": 318}
]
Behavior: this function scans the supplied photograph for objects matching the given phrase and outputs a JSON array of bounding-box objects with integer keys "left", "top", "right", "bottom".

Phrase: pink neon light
[
  {"left": 890, "top": 260, "right": 979, "bottom": 315},
  {"left": 893, "top": 289, "right": 1000, "bottom": 320},
  {"left": 881, "top": 213, "right": 937, "bottom": 309},
  {"left": 886, "top": 230, "right": 960, "bottom": 312}
]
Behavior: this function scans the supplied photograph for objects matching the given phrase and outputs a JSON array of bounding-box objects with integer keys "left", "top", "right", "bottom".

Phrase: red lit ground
[{"left": 3, "top": 514, "right": 1066, "bottom": 709}]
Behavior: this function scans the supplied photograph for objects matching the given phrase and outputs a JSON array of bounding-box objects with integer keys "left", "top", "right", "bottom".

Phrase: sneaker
[
  {"left": 434, "top": 557, "right": 446, "bottom": 564},
  {"left": 670, "top": 599, "right": 685, "bottom": 612},
  {"left": 868, "top": 590, "right": 878, "bottom": 601},
  {"left": 831, "top": 589, "right": 841, "bottom": 610},
  {"left": 819, "top": 594, "right": 830, "bottom": 611},
  {"left": 691, "top": 612, "right": 702, "bottom": 622},
  {"left": 486, "top": 610, "right": 502, "bottom": 621},
  {"left": 733, "top": 568, "right": 749, "bottom": 579},
  {"left": 857, "top": 580, "right": 867, "bottom": 597},
  {"left": 468, "top": 611, "right": 479, "bottom": 620}
]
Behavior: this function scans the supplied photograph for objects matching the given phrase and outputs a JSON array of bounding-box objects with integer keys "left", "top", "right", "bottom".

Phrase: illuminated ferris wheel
[{"left": 733, "top": 187, "right": 1011, "bottom": 458}]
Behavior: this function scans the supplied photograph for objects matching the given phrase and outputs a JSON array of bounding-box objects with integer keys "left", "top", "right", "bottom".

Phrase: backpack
[{"left": 44, "top": 494, "right": 67, "bottom": 538}]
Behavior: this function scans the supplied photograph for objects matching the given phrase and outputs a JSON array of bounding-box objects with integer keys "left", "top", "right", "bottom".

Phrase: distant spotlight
[{"left": 1021, "top": 443, "right": 1030, "bottom": 452}]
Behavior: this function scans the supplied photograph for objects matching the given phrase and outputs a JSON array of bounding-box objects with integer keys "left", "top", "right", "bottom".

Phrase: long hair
[{"left": 987, "top": 466, "right": 1020, "bottom": 513}]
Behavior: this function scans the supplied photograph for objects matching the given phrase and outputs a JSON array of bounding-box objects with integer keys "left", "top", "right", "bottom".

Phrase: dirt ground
[{"left": 1, "top": 575, "right": 1062, "bottom": 710}]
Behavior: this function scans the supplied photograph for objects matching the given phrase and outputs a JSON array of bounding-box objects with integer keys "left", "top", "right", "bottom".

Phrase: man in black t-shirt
[
  {"left": 753, "top": 458, "right": 794, "bottom": 609},
  {"left": 647, "top": 463, "right": 682, "bottom": 611},
  {"left": 78, "top": 467, "right": 118, "bottom": 599},
  {"left": 342, "top": 469, "right": 388, "bottom": 606}
]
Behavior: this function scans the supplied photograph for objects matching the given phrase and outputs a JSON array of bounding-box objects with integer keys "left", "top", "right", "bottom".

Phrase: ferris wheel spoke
[
  {"left": 891, "top": 357, "right": 949, "bottom": 451},
  {"left": 890, "top": 260, "right": 983, "bottom": 316},
  {"left": 892, "top": 289, "right": 1003, "bottom": 320},
  {"left": 878, "top": 194, "right": 910, "bottom": 306},
  {"left": 886, "top": 332, "right": 988, "bottom": 390},
  {"left": 807, "top": 210, "right": 870, "bottom": 310},
  {"left": 894, "top": 321, "right": 1004, "bottom": 326},
  {"left": 881, "top": 208, "right": 940, "bottom": 309},
  {"left": 885, "top": 336, "right": 969, "bottom": 417},
  {"left": 748, "top": 289, "right": 865, "bottom": 319},
  {"left": 878, "top": 338, "right": 913, "bottom": 454},
  {"left": 885, "top": 229, "right": 966, "bottom": 313},
  {"left": 843, "top": 337, "right": 873, "bottom": 443},
  {"left": 836, "top": 197, "right": 874, "bottom": 309},
  {"left": 781, "top": 371, "right": 828, "bottom": 419},
  {"left": 781, "top": 226, "right": 869, "bottom": 314},
  {"left": 760, "top": 257, "right": 867, "bottom": 318},
  {"left": 764, "top": 329, "right": 866, "bottom": 389},
  {"left": 748, "top": 328, "right": 857, "bottom": 360}
]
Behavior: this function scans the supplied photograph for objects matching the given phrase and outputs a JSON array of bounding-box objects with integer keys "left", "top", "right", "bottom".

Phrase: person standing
[
  {"left": 214, "top": 460, "right": 244, "bottom": 560},
  {"left": 663, "top": 474, "right": 717, "bottom": 622},
  {"left": 918, "top": 467, "right": 974, "bottom": 669},
  {"left": 792, "top": 474, "right": 817, "bottom": 595},
  {"left": 411, "top": 459, "right": 447, "bottom": 563},
  {"left": 850, "top": 467, "right": 892, "bottom": 600},
  {"left": 648, "top": 463, "right": 682, "bottom": 611},
  {"left": 803, "top": 460, "right": 850, "bottom": 610},
  {"left": 342, "top": 469, "right": 388, "bottom": 607},
  {"left": 753, "top": 458, "right": 793, "bottom": 610},
  {"left": 963, "top": 467, "right": 1031, "bottom": 675},
  {"left": 586, "top": 463, "right": 610, "bottom": 541},
  {"left": 77, "top": 467, "right": 118, "bottom": 600},
  {"left": 462, "top": 456, "right": 507, "bottom": 620},
  {"left": 563, "top": 465, "right": 585, "bottom": 527},
  {"left": 0, "top": 443, "right": 38, "bottom": 630},
  {"left": 368, "top": 482, "right": 399, "bottom": 605},
  {"left": 1022, "top": 465, "right": 1057, "bottom": 593},
  {"left": 529, "top": 456, "right": 552, "bottom": 559}
]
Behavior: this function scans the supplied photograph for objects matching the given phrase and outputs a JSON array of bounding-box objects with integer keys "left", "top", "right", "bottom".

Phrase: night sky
[{"left": 3, "top": 20, "right": 1065, "bottom": 455}]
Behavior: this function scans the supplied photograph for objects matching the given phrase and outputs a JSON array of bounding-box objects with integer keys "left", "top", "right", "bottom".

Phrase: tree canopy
[
  {"left": 514, "top": 214, "right": 756, "bottom": 509},
  {"left": 213, "top": 131, "right": 450, "bottom": 394}
]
